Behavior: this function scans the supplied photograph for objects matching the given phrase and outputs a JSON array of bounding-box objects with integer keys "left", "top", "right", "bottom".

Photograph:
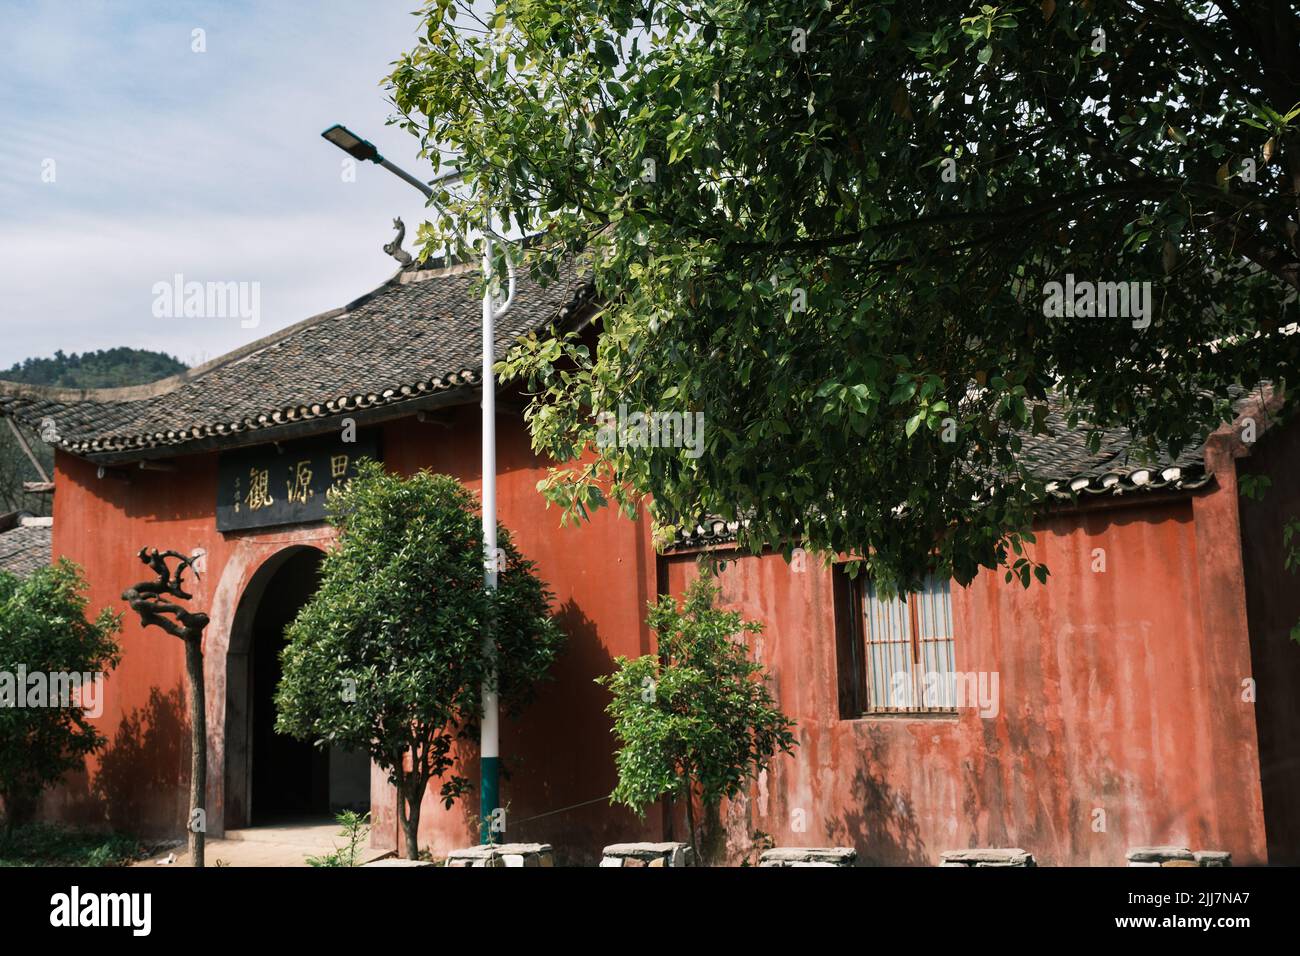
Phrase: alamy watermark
[
  {"left": 0, "top": 667, "right": 105, "bottom": 718},
  {"left": 1042, "top": 274, "right": 1152, "bottom": 329},
  {"left": 50, "top": 886, "right": 151, "bottom": 936},
  {"left": 595, "top": 404, "right": 705, "bottom": 459},
  {"left": 152, "top": 273, "right": 260, "bottom": 328},
  {"left": 888, "top": 670, "right": 1000, "bottom": 718}
]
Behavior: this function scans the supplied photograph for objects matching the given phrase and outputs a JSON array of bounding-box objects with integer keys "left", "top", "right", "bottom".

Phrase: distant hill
[
  {"left": 1, "top": 348, "right": 189, "bottom": 516},
  {"left": 3, "top": 347, "right": 187, "bottom": 389}
]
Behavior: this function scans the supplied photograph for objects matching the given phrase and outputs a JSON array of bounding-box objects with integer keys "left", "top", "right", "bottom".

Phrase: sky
[{"left": 0, "top": 1, "right": 444, "bottom": 370}]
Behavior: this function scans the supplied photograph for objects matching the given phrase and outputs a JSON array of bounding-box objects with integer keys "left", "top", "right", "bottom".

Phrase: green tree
[
  {"left": 0, "top": 560, "right": 121, "bottom": 839},
  {"left": 274, "top": 461, "right": 564, "bottom": 859},
  {"left": 597, "top": 572, "right": 795, "bottom": 862},
  {"left": 1, "top": 347, "right": 186, "bottom": 389},
  {"left": 391, "top": 0, "right": 1300, "bottom": 592}
]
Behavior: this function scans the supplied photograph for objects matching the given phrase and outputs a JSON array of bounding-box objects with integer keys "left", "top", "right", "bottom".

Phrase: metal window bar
[{"left": 861, "top": 575, "right": 957, "bottom": 714}]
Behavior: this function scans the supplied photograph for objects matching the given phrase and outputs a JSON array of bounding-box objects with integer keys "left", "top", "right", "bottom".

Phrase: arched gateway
[{"left": 221, "top": 545, "right": 369, "bottom": 830}]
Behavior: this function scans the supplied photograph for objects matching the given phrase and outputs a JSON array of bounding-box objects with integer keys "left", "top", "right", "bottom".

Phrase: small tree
[
  {"left": 275, "top": 462, "right": 564, "bottom": 859},
  {"left": 0, "top": 559, "right": 121, "bottom": 840},
  {"left": 598, "top": 572, "right": 796, "bottom": 863}
]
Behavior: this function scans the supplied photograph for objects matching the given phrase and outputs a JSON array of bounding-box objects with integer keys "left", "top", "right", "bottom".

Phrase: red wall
[
  {"left": 376, "top": 407, "right": 661, "bottom": 858},
  {"left": 44, "top": 409, "right": 660, "bottom": 862},
  {"left": 663, "top": 491, "right": 1269, "bottom": 865},
  {"left": 39, "top": 408, "right": 1275, "bottom": 865},
  {"left": 45, "top": 445, "right": 218, "bottom": 835}
]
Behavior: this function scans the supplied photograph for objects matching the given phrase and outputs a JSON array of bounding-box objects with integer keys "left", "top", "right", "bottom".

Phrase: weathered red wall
[
  {"left": 45, "top": 446, "right": 218, "bottom": 836},
  {"left": 39, "top": 407, "right": 1276, "bottom": 865},
  {"left": 663, "top": 490, "right": 1269, "bottom": 865},
  {"left": 377, "top": 407, "right": 660, "bottom": 859},
  {"left": 43, "top": 409, "right": 661, "bottom": 862}
]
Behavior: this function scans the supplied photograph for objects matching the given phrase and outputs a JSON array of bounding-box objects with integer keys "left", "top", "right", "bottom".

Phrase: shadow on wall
[
  {"left": 61, "top": 453, "right": 217, "bottom": 525},
  {"left": 822, "top": 728, "right": 930, "bottom": 866},
  {"left": 495, "top": 597, "right": 646, "bottom": 865},
  {"left": 399, "top": 596, "right": 631, "bottom": 862},
  {"left": 92, "top": 686, "right": 189, "bottom": 837},
  {"left": 47, "top": 685, "right": 189, "bottom": 837}
]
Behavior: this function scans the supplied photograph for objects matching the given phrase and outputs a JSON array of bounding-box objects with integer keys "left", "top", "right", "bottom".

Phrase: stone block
[
  {"left": 759, "top": 847, "right": 857, "bottom": 867},
  {"left": 1126, "top": 846, "right": 1194, "bottom": 864},
  {"left": 446, "top": 842, "right": 553, "bottom": 868},
  {"left": 1194, "top": 851, "right": 1232, "bottom": 867},
  {"left": 939, "top": 848, "right": 1034, "bottom": 867},
  {"left": 363, "top": 858, "right": 438, "bottom": 867},
  {"left": 600, "top": 841, "right": 694, "bottom": 867}
]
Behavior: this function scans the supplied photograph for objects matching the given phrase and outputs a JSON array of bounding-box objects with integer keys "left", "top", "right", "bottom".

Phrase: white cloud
[
  {"left": 0, "top": 209, "right": 415, "bottom": 368},
  {"left": 0, "top": 1, "right": 441, "bottom": 368}
]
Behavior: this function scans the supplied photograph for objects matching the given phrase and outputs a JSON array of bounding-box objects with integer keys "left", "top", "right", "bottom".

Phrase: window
[{"left": 834, "top": 570, "right": 957, "bottom": 716}]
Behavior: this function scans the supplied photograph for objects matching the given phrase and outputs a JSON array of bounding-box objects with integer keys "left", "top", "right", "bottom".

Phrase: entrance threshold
[
  {"left": 139, "top": 817, "right": 384, "bottom": 868},
  {"left": 224, "top": 818, "right": 341, "bottom": 848}
]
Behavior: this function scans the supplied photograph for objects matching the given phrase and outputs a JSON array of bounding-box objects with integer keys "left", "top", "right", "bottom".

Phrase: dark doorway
[
  {"left": 249, "top": 547, "right": 329, "bottom": 823},
  {"left": 225, "top": 545, "right": 371, "bottom": 831}
]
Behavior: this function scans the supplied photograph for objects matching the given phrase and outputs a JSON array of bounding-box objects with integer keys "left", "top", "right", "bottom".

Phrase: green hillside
[
  {"left": 3, "top": 347, "right": 186, "bottom": 389},
  {"left": 1, "top": 348, "right": 188, "bottom": 516}
]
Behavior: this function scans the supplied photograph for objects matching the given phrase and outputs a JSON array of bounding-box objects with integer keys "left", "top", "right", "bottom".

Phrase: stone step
[
  {"left": 600, "top": 842, "right": 694, "bottom": 867},
  {"left": 759, "top": 847, "right": 857, "bottom": 867},
  {"left": 1127, "top": 846, "right": 1231, "bottom": 867},
  {"left": 939, "top": 848, "right": 1035, "bottom": 867},
  {"left": 445, "top": 843, "right": 554, "bottom": 867}
]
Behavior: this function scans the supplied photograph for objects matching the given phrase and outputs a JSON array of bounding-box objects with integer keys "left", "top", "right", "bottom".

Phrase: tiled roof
[
  {"left": 0, "top": 523, "right": 52, "bottom": 578},
  {"left": 0, "top": 245, "right": 1256, "bottom": 530},
  {"left": 0, "top": 260, "right": 593, "bottom": 463},
  {"left": 666, "top": 395, "right": 1249, "bottom": 550},
  {"left": 1027, "top": 397, "right": 1215, "bottom": 499}
]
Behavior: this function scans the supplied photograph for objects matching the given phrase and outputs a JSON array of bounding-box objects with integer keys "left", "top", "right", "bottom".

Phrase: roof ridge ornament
[{"left": 383, "top": 217, "right": 413, "bottom": 266}]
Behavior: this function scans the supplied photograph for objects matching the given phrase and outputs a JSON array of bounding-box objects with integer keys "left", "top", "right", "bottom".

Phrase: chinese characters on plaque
[{"left": 216, "top": 432, "right": 380, "bottom": 531}]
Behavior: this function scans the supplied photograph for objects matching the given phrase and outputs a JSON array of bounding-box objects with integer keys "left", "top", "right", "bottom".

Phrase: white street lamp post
[{"left": 321, "top": 125, "right": 513, "bottom": 844}]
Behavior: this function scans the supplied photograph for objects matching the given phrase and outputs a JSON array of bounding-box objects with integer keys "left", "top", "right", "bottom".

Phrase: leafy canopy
[
  {"left": 391, "top": 1, "right": 1300, "bottom": 590},
  {"left": 1, "top": 348, "right": 186, "bottom": 390},
  {"left": 274, "top": 461, "right": 564, "bottom": 813},
  {"left": 0, "top": 560, "right": 121, "bottom": 828},
  {"left": 597, "top": 572, "right": 795, "bottom": 813}
]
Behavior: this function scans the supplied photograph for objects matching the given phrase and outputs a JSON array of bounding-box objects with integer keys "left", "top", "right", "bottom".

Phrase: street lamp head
[{"left": 321, "top": 124, "right": 381, "bottom": 163}]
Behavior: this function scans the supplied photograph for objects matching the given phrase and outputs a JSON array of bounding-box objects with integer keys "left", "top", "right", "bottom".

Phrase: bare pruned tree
[{"left": 122, "top": 548, "right": 209, "bottom": 868}]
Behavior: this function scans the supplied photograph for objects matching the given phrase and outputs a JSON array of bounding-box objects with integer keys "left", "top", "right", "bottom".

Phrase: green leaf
[{"left": 594, "top": 41, "right": 618, "bottom": 67}]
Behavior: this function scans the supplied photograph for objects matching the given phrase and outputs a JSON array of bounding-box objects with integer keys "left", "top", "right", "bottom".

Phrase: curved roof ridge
[{"left": 0, "top": 256, "right": 594, "bottom": 462}]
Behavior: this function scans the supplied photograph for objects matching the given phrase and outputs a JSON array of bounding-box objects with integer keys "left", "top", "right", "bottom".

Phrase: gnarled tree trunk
[{"left": 123, "top": 548, "right": 209, "bottom": 868}]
